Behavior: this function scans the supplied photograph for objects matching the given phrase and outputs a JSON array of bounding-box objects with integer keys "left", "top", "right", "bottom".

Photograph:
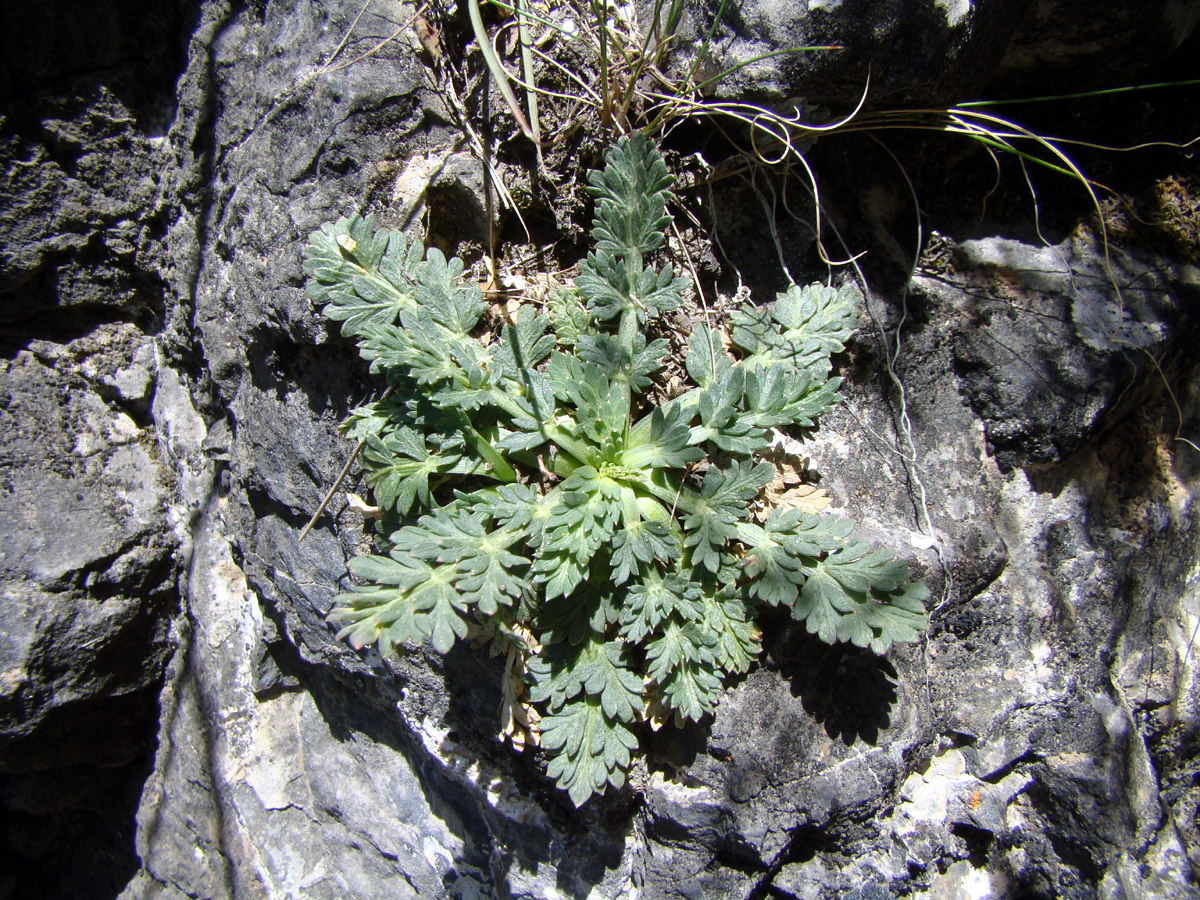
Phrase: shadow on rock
[
  {"left": 256, "top": 598, "right": 632, "bottom": 899},
  {"left": 767, "top": 623, "right": 899, "bottom": 747}
]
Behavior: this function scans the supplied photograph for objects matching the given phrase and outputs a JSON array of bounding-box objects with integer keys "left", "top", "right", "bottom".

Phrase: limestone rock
[
  {"left": 643, "top": 0, "right": 1199, "bottom": 107},
  {"left": 2, "top": 0, "right": 1199, "bottom": 898}
]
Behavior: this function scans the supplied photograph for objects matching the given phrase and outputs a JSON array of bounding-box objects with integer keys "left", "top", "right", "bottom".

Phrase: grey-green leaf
[{"left": 539, "top": 696, "right": 639, "bottom": 806}]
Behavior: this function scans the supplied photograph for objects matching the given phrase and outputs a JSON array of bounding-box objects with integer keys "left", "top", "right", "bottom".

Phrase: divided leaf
[
  {"left": 547, "top": 285, "right": 591, "bottom": 346},
  {"left": 393, "top": 513, "right": 529, "bottom": 614},
  {"left": 539, "top": 696, "right": 639, "bottom": 807},
  {"left": 586, "top": 130, "right": 674, "bottom": 258},
  {"left": 793, "top": 540, "right": 929, "bottom": 653},
  {"left": 620, "top": 573, "right": 704, "bottom": 643},
  {"left": 493, "top": 305, "right": 555, "bottom": 380},
  {"left": 303, "top": 216, "right": 422, "bottom": 337},
  {"left": 362, "top": 428, "right": 462, "bottom": 514},
  {"left": 575, "top": 254, "right": 687, "bottom": 323},
  {"left": 701, "top": 591, "right": 761, "bottom": 675},
  {"left": 528, "top": 637, "right": 643, "bottom": 722},
  {"left": 685, "top": 325, "right": 733, "bottom": 388},
  {"left": 739, "top": 509, "right": 852, "bottom": 606},
  {"left": 329, "top": 555, "right": 466, "bottom": 655},
  {"left": 682, "top": 460, "right": 773, "bottom": 572},
  {"left": 622, "top": 404, "right": 703, "bottom": 470},
  {"left": 659, "top": 657, "right": 722, "bottom": 722},
  {"left": 731, "top": 282, "right": 860, "bottom": 376}
]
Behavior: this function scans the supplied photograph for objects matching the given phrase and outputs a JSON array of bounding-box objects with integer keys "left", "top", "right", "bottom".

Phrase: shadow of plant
[{"left": 766, "top": 619, "right": 898, "bottom": 747}]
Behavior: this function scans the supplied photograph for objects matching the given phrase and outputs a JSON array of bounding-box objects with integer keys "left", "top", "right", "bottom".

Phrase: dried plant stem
[{"left": 299, "top": 386, "right": 393, "bottom": 542}]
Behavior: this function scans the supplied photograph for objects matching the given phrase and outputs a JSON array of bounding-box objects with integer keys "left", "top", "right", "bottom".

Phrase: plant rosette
[{"left": 303, "top": 132, "right": 928, "bottom": 806}]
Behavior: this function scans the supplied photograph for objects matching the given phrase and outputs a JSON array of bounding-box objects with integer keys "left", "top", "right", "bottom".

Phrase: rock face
[
  {"left": 1, "top": 1, "right": 1199, "bottom": 899},
  {"left": 646, "top": 0, "right": 1199, "bottom": 106},
  {"left": 1, "top": 1, "right": 196, "bottom": 896}
]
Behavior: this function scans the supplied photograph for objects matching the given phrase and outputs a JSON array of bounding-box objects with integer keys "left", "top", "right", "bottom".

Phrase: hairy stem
[
  {"left": 488, "top": 389, "right": 596, "bottom": 466},
  {"left": 452, "top": 411, "right": 518, "bottom": 482}
]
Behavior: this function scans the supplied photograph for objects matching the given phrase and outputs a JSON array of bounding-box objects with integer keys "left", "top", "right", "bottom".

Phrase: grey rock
[
  {"left": 644, "top": 0, "right": 1198, "bottom": 108},
  {"left": 3, "top": 0, "right": 1200, "bottom": 898},
  {"left": 641, "top": 0, "right": 1023, "bottom": 107},
  {"left": 912, "top": 233, "right": 1199, "bottom": 469},
  {"left": 0, "top": 0, "right": 195, "bottom": 894},
  {"left": 0, "top": 337, "right": 179, "bottom": 899},
  {"left": 991, "top": 0, "right": 1200, "bottom": 94},
  {"left": 106, "top": 341, "right": 157, "bottom": 403}
]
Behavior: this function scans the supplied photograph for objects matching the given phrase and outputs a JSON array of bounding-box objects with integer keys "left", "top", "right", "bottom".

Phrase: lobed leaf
[
  {"left": 701, "top": 591, "right": 761, "bottom": 675},
  {"left": 576, "top": 332, "right": 667, "bottom": 393},
  {"left": 575, "top": 253, "right": 686, "bottom": 324},
  {"left": 393, "top": 513, "right": 529, "bottom": 614},
  {"left": 685, "top": 325, "right": 734, "bottom": 388},
  {"left": 547, "top": 285, "right": 591, "bottom": 346},
  {"left": 545, "top": 353, "right": 627, "bottom": 451},
  {"left": 465, "top": 483, "right": 542, "bottom": 531},
  {"left": 528, "top": 637, "right": 643, "bottom": 722},
  {"left": 741, "top": 364, "right": 841, "bottom": 431},
  {"left": 304, "top": 215, "right": 423, "bottom": 338},
  {"left": 361, "top": 428, "right": 462, "bottom": 514},
  {"left": 536, "top": 581, "right": 620, "bottom": 645},
  {"left": 586, "top": 131, "right": 674, "bottom": 258},
  {"left": 492, "top": 305, "right": 556, "bottom": 380},
  {"left": 611, "top": 517, "right": 678, "bottom": 584},
  {"left": 739, "top": 508, "right": 854, "bottom": 606},
  {"left": 834, "top": 581, "right": 930, "bottom": 654},
  {"left": 682, "top": 460, "right": 773, "bottom": 572},
  {"left": 659, "top": 658, "right": 722, "bottom": 722},
  {"left": 731, "top": 282, "right": 860, "bottom": 375},
  {"left": 793, "top": 540, "right": 928, "bottom": 652},
  {"left": 621, "top": 573, "right": 704, "bottom": 643},
  {"left": 622, "top": 404, "right": 703, "bottom": 470},
  {"left": 328, "top": 555, "right": 466, "bottom": 655},
  {"left": 645, "top": 619, "right": 718, "bottom": 684},
  {"left": 414, "top": 248, "right": 486, "bottom": 337},
  {"left": 539, "top": 696, "right": 638, "bottom": 807},
  {"left": 689, "top": 367, "right": 768, "bottom": 453}
]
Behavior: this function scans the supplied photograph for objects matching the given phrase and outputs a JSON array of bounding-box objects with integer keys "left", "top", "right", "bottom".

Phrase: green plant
[{"left": 303, "top": 133, "right": 928, "bottom": 805}]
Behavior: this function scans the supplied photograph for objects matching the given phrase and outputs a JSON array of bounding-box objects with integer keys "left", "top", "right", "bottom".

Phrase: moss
[{"left": 1153, "top": 175, "right": 1200, "bottom": 266}]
